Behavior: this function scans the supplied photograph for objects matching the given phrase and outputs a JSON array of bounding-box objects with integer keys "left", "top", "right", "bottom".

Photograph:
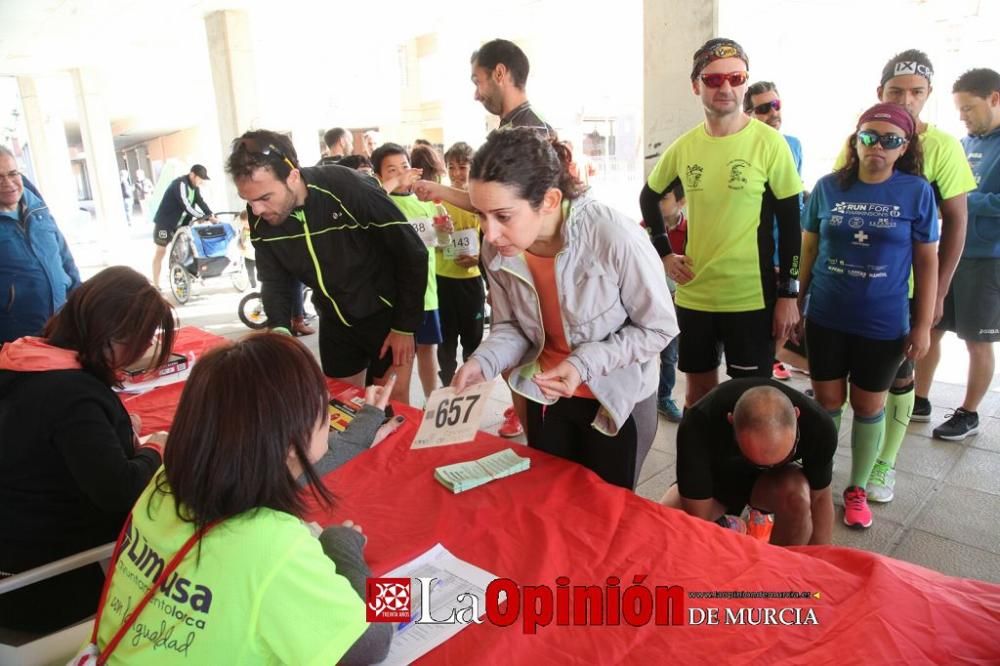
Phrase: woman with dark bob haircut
[
  {"left": 0, "top": 265, "right": 175, "bottom": 632},
  {"left": 451, "top": 128, "right": 679, "bottom": 490},
  {"left": 90, "top": 333, "right": 392, "bottom": 664}
]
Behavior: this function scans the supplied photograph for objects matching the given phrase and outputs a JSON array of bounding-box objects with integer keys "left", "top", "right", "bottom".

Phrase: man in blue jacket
[
  {"left": 0, "top": 147, "right": 81, "bottom": 344},
  {"left": 915, "top": 68, "right": 1000, "bottom": 440}
]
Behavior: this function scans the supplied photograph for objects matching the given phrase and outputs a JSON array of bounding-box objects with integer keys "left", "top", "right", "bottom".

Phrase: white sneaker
[{"left": 865, "top": 459, "right": 895, "bottom": 503}]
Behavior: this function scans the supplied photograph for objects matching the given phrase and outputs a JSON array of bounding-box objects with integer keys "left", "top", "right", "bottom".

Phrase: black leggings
[
  {"left": 805, "top": 319, "right": 904, "bottom": 393},
  {"left": 436, "top": 275, "right": 486, "bottom": 385},
  {"left": 525, "top": 392, "right": 658, "bottom": 490}
]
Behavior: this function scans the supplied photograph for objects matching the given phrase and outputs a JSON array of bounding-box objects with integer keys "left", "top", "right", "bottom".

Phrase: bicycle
[{"left": 238, "top": 286, "right": 315, "bottom": 330}]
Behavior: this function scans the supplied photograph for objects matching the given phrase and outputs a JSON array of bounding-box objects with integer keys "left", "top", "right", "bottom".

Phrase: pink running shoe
[
  {"left": 843, "top": 486, "right": 873, "bottom": 528},
  {"left": 772, "top": 362, "right": 792, "bottom": 381},
  {"left": 498, "top": 407, "right": 524, "bottom": 438}
]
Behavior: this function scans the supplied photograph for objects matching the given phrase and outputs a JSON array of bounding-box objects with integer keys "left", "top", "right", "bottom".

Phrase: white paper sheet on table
[{"left": 379, "top": 543, "right": 502, "bottom": 666}]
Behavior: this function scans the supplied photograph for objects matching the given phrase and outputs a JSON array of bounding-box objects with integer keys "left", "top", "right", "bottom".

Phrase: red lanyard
[{"left": 87, "top": 515, "right": 218, "bottom": 665}]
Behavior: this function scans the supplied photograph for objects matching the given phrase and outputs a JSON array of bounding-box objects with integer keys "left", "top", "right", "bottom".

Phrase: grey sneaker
[
  {"left": 911, "top": 395, "right": 932, "bottom": 423},
  {"left": 866, "top": 459, "right": 896, "bottom": 503},
  {"left": 933, "top": 408, "right": 979, "bottom": 441}
]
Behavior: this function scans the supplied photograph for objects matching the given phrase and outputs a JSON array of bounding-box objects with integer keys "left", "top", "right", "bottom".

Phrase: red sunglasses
[{"left": 699, "top": 71, "right": 749, "bottom": 88}]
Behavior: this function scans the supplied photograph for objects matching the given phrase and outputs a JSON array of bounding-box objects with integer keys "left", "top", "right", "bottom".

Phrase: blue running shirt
[{"left": 803, "top": 171, "right": 938, "bottom": 339}]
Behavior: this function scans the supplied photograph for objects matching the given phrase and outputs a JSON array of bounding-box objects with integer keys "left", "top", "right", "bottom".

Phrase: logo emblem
[
  {"left": 849, "top": 217, "right": 864, "bottom": 229},
  {"left": 727, "top": 159, "right": 750, "bottom": 189},
  {"left": 713, "top": 45, "right": 739, "bottom": 58},
  {"left": 853, "top": 230, "right": 869, "bottom": 245},
  {"left": 892, "top": 61, "right": 932, "bottom": 79},
  {"left": 686, "top": 164, "right": 704, "bottom": 190},
  {"left": 366, "top": 578, "right": 411, "bottom": 622}
]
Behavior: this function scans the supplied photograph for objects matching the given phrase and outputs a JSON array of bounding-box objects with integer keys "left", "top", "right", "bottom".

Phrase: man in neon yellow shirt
[
  {"left": 639, "top": 38, "right": 803, "bottom": 409},
  {"left": 856, "top": 49, "right": 977, "bottom": 502}
]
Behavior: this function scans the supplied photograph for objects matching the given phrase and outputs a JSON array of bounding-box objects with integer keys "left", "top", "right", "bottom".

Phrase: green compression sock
[
  {"left": 827, "top": 407, "right": 843, "bottom": 434},
  {"left": 851, "top": 410, "right": 885, "bottom": 488},
  {"left": 880, "top": 385, "right": 914, "bottom": 467}
]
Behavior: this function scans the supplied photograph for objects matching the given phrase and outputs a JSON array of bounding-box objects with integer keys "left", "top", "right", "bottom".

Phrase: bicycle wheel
[
  {"left": 302, "top": 287, "right": 317, "bottom": 319},
  {"left": 238, "top": 292, "right": 269, "bottom": 329},
  {"left": 170, "top": 264, "right": 191, "bottom": 305},
  {"left": 231, "top": 266, "right": 251, "bottom": 292}
]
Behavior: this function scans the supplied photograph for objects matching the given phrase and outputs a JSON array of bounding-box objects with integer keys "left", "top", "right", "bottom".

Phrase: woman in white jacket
[{"left": 452, "top": 128, "right": 678, "bottom": 489}]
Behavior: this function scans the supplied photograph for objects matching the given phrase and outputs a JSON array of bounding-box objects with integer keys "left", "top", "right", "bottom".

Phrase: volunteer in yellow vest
[
  {"left": 436, "top": 141, "right": 486, "bottom": 386},
  {"left": 639, "top": 38, "right": 803, "bottom": 409},
  {"left": 836, "top": 49, "right": 977, "bottom": 503},
  {"left": 91, "top": 334, "right": 392, "bottom": 665}
]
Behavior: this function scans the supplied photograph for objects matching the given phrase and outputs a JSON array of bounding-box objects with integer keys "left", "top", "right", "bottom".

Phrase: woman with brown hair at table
[
  {"left": 452, "top": 128, "right": 678, "bottom": 490},
  {"left": 88, "top": 333, "right": 393, "bottom": 665},
  {"left": 0, "top": 265, "right": 175, "bottom": 633}
]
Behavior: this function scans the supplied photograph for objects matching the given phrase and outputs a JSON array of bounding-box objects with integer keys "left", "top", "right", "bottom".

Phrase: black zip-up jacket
[
  {"left": 0, "top": 368, "right": 160, "bottom": 631},
  {"left": 153, "top": 174, "right": 212, "bottom": 228},
  {"left": 251, "top": 165, "right": 428, "bottom": 333}
]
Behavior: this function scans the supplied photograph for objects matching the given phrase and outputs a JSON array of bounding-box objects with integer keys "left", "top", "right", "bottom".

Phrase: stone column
[
  {"left": 643, "top": 0, "right": 719, "bottom": 176},
  {"left": 17, "top": 76, "right": 78, "bottom": 225},
  {"left": 71, "top": 67, "right": 128, "bottom": 238},
  {"left": 204, "top": 9, "right": 259, "bottom": 210}
]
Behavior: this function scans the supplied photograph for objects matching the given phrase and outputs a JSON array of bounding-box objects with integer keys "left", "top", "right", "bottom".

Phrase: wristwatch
[{"left": 777, "top": 278, "right": 799, "bottom": 298}]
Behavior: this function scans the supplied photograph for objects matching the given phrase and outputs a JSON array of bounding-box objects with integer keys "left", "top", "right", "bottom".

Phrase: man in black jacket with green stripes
[{"left": 226, "top": 130, "right": 427, "bottom": 399}]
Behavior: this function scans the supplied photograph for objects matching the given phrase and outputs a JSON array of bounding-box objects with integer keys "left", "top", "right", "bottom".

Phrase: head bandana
[
  {"left": 691, "top": 39, "right": 749, "bottom": 81},
  {"left": 857, "top": 102, "right": 916, "bottom": 138},
  {"left": 880, "top": 56, "right": 934, "bottom": 86}
]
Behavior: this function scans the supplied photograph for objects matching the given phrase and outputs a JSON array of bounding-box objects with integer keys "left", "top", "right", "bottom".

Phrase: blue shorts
[{"left": 415, "top": 309, "right": 443, "bottom": 345}]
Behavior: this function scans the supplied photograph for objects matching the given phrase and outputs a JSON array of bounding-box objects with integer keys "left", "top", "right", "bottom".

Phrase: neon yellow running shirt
[
  {"left": 97, "top": 479, "right": 367, "bottom": 665},
  {"left": 647, "top": 119, "right": 802, "bottom": 312}
]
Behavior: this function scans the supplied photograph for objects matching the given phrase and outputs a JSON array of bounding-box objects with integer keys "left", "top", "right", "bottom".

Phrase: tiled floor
[{"left": 83, "top": 227, "right": 1000, "bottom": 585}]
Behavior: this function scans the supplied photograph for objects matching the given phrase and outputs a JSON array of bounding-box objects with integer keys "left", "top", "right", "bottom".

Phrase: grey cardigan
[{"left": 472, "top": 195, "right": 678, "bottom": 435}]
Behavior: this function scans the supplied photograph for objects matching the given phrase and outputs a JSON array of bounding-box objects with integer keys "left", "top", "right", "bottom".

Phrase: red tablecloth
[
  {"left": 120, "top": 327, "right": 232, "bottom": 435},
  {"left": 124, "top": 328, "right": 1000, "bottom": 663}
]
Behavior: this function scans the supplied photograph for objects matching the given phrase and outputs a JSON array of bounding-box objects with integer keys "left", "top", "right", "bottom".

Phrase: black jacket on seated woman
[{"left": 0, "top": 266, "right": 176, "bottom": 633}]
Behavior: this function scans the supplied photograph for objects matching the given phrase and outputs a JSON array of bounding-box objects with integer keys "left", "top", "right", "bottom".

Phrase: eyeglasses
[
  {"left": 857, "top": 130, "right": 907, "bottom": 150},
  {"left": 744, "top": 428, "right": 800, "bottom": 471},
  {"left": 0, "top": 170, "right": 23, "bottom": 183},
  {"left": 699, "top": 71, "right": 749, "bottom": 88},
  {"left": 236, "top": 137, "right": 298, "bottom": 171},
  {"left": 752, "top": 99, "right": 781, "bottom": 115}
]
